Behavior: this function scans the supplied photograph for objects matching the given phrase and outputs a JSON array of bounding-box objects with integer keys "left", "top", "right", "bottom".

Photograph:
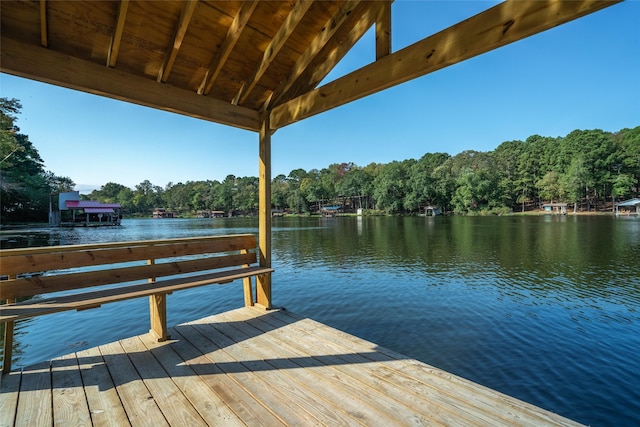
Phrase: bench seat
[
  {"left": 0, "top": 265, "right": 274, "bottom": 322},
  {"left": 0, "top": 234, "right": 273, "bottom": 373}
]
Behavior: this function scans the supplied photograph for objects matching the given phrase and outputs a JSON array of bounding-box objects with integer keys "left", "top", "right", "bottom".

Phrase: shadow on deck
[{"left": 1, "top": 307, "right": 582, "bottom": 426}]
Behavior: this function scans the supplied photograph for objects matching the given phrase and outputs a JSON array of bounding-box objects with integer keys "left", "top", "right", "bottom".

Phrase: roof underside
[{"left": 1, "top": 0, "right": 620, "bottom": 132}]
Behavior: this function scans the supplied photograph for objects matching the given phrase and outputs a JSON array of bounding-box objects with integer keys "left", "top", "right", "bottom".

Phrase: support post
[
  {"left": 257, "top": 113, "right": 272, "bottom": 309},
  {"left": 147, "top": 259, "right": 169, "bottom": 341}
]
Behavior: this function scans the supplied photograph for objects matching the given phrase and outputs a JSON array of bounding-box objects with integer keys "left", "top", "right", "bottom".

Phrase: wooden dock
[{"left": 1, "top": 307, "right": 582, "bottom": 426}]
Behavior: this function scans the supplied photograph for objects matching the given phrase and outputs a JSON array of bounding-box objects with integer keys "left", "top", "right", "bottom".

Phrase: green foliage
[
  {"left": 1, "top": 98, "right": 75, "bottom": 223},
  {"left": 3, "top": 95, "right": 638, "bottom": 219}
]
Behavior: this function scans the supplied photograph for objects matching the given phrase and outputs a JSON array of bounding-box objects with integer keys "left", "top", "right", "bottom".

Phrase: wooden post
[
  {"left": 257, "top": 113, "right": 272, "bottom": 309},
  {"left": 149, "top": 294, "right": 169, "bottom": 341},
  {"left": 147, "top": 259, "right": 169, "bottom": 341},
  {"left": 241, "top": 248, "right": 254, "bottom": 307},
  {"left": 2, "top": 298, "right": 16, "bottom": 373}
]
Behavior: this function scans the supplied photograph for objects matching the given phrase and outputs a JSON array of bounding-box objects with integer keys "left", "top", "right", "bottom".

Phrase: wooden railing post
[{"left": 147, "top": 258, "right": 169, "bottom": 341}]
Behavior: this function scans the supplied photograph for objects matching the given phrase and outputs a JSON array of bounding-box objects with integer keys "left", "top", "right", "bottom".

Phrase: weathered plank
[
  {"left": 51, "top": 353, "right": 92, "bottom": 426},
  {"left": 76, "top": 346, "right": 130, "bottom": 427},
  {"left": 209, "top": 310, "right": 390, "bottom": 426},
  {"left": 0, "top": 371, "right": 21, "bottom": 427},
  {"left": 120, "top": 336, "right": 207, "bottom": 426},
  {"left": 175, "top": 324, "right": 303, "bottom": 425},
  {"left": 190, "top": 319, "right": 357, "bottom": 426},
  {"left": 1, "top": 307, "right": 585, "bottom": 427},
  {"left": 167, "top": 327, "right": 286, "bottom": 426},
  {"left": 98, "top": 341, "right": 169, "bottom": 427},
  {"left": 215, "top": 310, "right": 456, "bottom": 426},
  {"left": 15, "top": 361, "right": 52, "bottom": 427},
  {"left": 255, "top": 307, "right": 581, "bottom": 427},
  {"left": 138, "top": 333, "right": 246, "bottom": 426}
]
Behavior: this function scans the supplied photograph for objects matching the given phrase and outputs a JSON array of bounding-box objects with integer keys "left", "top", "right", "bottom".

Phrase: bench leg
[
  {"left": 256, "top": 273, "right": 272, "bottom": 309},
  {"left": 2, "top": 320, "right": 14, "bottom": 373},
  {"left": 149, "top": 294, "right": 170, "bottom": 342},
  {"left": 243, "top": 276, "right": 254, "bottom": 307}
]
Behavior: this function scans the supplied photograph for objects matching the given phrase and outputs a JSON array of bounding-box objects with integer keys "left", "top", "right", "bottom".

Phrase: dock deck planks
[{"left": 1, "top": 307, "right": 583, "bottom": 426}]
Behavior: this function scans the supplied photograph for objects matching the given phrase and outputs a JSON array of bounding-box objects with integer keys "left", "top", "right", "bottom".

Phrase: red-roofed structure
[{"left": 49, "top": 191, "right": 122, "bottom": 227}]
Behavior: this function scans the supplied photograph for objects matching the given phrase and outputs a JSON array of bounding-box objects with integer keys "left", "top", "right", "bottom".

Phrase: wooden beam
[
  {"left": 270, "top": 0, "right": 621, "bottom": 130},
  {"left": 376, "top": 1, "right": 391, "bottom": 60},
  {"left": 1, "top": 38, "right": 261, "bottom": 131},
  {"left": 107, "top": 0, "right": 129, "bottom": 68},
  {"left": 39, "top": 0, "right": 47, "bottom": 48},
  {"left": 268, "top": 0, "right": 362, "bottom": 109},
  {"left": 199, "top": 0, "right": 259, "bottom": 96},
  {"left": 158, "top": 0, "right": 198, "bottom": 83},
  {"left": 236, "top": 0, "right": 314, "bottom": 105},
  {"left": 257, "top": 114, "right": 272, "bottom": 309},
  {"left": 280, "top": 1, "right": 379, "bottom": 107}
]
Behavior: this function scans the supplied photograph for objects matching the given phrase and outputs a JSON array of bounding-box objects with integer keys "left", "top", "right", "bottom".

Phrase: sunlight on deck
[{"left": 1, "top": 307, "right": 582, "bottom": 426}]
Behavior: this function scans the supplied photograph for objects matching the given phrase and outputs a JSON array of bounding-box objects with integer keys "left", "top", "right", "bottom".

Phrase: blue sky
[{"left": 1, "top": 1, "right": 638, "bottom": 194}]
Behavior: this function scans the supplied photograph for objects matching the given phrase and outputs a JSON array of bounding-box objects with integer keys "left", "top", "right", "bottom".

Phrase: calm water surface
[{"left": 2, "top": 216, "right": 639, "bottom": 426}]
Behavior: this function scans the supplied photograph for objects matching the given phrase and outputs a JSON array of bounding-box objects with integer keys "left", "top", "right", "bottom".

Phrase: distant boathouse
[{"left": 49, "top": 191, "right": 122, "bottom": 227}]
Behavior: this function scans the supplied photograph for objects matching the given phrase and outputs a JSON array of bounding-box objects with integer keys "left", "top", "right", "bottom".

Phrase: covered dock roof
[
  {"left": 617, "top": 198, "right": 640, "bottom": 207},
  {"left": 0, "top": 0, "right": 623, "bottom": 306}
]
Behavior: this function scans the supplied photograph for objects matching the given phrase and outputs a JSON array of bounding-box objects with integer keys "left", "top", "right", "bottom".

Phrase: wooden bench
[{"left": 0, "top": 234, "right": 274, "bottom": 373}]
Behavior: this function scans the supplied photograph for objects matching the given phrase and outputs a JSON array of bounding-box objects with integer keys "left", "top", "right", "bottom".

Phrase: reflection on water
[{"left": 1, "top": 216, "right": 639, "bottom": 426}]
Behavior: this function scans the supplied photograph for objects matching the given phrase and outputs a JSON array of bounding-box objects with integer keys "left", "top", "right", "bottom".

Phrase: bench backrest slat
[
  {"left": 1, "top": 234, "right": 256, "bottom": 277},
  {"left": 1, "top": 234, "right": 258, "bottom": 301}
]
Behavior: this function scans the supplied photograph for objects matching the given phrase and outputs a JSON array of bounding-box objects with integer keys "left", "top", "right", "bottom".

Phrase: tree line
[
  {"left": 85, "top": 127, "right": 640, "bottom": 216},
  {"left": 2, "top": 96, "right": 638, "bottom": 222}
]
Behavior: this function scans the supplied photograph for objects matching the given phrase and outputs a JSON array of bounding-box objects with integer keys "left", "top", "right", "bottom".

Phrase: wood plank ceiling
[{"left": 0, "top": 0, "right": 621, "bottom": 133}]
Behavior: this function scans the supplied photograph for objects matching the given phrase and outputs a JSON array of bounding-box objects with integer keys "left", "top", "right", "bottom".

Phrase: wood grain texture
[
  {"left": 2, "top": 307, "right": 584, "bottom": 426},
  {"left": 270, "top": 0, "right": 621, "bottom": 129}
]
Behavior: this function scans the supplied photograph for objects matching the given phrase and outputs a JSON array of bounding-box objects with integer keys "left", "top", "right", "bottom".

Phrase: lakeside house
[
  {"left": 321, "top": 205, "right": 341, "bottom": 217},
  {"left": 616, "top": 198, "right": 640, "bottom": 216},
  {"left": 49, "top": 191, "right": 121, "bottom": 226},
  {"left": 543, "top": 202, "right": 568, "bottom": 215},
  {"left": 424, "top": 206, "right": 442, "bottom": 216},
  {"left": 152, "top": 208, "right": 176, "bottom": 219}
]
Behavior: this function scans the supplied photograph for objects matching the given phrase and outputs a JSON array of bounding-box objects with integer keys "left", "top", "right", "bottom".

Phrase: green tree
[
  {"left": 133, "top": 180, "right": 163, "bottom": 213},
  {"left": 234, "top": 176, "right": 258, "bottom": 213},
  {"left": 493, "top": 140, "right": 526, "bottom": 210},
  {"left": 536, "top": 171, "right": 562, "bottom": 202},
  {"left": 559, "top": 156, "right": 589, "bottom": 212},
  {"left": 1, "top": 98, "right": 74, "bottom": 222},
  {"left": 373, "top": 160, "right": 414, "bottom": 213},
  {"left": 271, "top": 174, "right": 289, "bottom": 210},
  {"left": 406, "top": 152, "right": 450, "bottom": 212},
  {"left": 616, "top": 126, "right": 640, "bottom": 193}
]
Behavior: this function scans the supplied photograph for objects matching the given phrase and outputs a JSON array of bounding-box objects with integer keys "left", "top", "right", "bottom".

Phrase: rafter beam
[
  {"left": 158, "top": 0, "right": 198, "bottom": 83},
  {"left": 1, "top": 38, "right": 261, "bottom": 131},
  {"left": 107, "top": 0, "right": 130, "bottom": 67},
  {"left": 39, "top": 0, "right": 47, "bottom": 47},
  {"left": 280, "top": 1, "right": 380, "bottom": 106},
  {"left": 199, "top": 0, "right": 258, "bottom": 96},
  {"left": 236, "top": 0, "right": 314, "bottom": 106},
  {"left": 268, "top": 0, "right": 362, "bottom": 109},
  {"left": 376, "top": 1, "right": 391, "bottom": 60},
  {"left": 270, "top": 0, "right": 621, "bottom": 130}
]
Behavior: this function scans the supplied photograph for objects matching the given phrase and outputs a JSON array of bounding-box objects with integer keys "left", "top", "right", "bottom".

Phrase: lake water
[{"left": 2, "top": 215, "right": 639, "bottom": 426}]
